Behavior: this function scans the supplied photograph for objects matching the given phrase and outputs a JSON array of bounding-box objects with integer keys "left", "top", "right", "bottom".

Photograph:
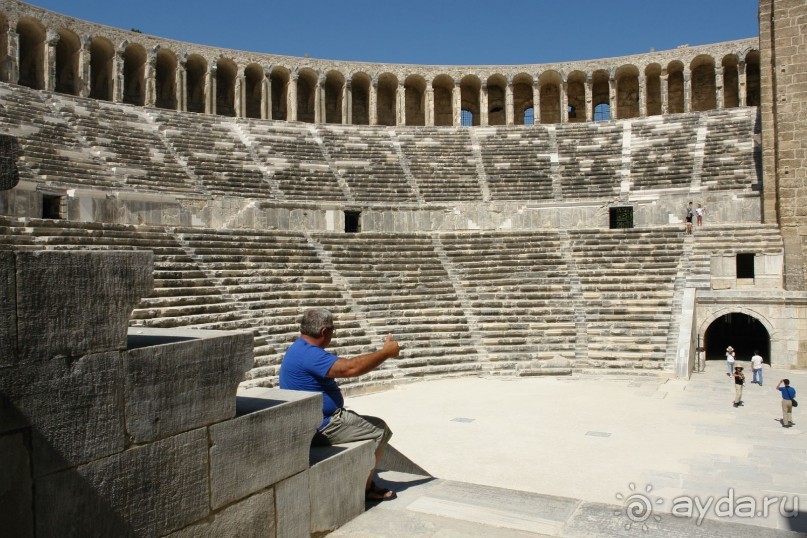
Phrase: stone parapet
[{"left": 0, "top": 249, "right": 355, "bottom": 535}]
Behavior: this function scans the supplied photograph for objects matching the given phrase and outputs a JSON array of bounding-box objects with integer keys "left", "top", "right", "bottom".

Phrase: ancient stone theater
[{"left": 1, "top": 0, "right": 806, "bottom": 535}]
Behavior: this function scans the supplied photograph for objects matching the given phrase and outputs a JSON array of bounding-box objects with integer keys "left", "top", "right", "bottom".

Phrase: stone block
[
  {"left": 125, "top": 327, "right": 254, "bottom": 443},
  {"left": 0, "top": 250, "right": 16, "bottom": 368},
  {"left": 15, "top": 251, "right": 153, "bottom": 363},
  {"left": 0, "top": 351, "right": 125, "bottom": 475},
  {"left": 309, "top": 441, "right": 375, "bottom": 535},
  {"left": 168, "top": 489, "right": 275, "bottom": 538},
  {"left": 0, "top": 433, "right": 33, "bottom": 537},
  {"left": 35, "top": 428, "right": 209, "bottom": 537},
  {"left": 275, "top": 471, "right": 311, "bottom": 538},
  {"left": 209, "top": 388, "right": 320, "bottom": 509}
]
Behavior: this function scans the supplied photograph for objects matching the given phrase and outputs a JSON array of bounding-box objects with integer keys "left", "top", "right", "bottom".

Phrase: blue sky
[{"left": 34, "top": 0, "right": 760, "bottom": 66}]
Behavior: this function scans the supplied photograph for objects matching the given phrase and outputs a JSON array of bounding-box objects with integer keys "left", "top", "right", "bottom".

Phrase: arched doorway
[{"left": 703, "top": 312, "right": 770, "bottom": 363}]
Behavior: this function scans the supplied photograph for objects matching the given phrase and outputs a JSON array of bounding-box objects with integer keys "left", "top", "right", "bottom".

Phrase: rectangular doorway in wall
[
  {"left": 736, "top": 253, "right": 755, "bottom": 279},
  {"left": 345, "top": 211, "right": 361, "bottom": 233},
  {"left": 609, "top": 206, "right": 633, "bottom": 229},
  {"left": 42, "top": 194, "right": 63, "bottom": 220}
]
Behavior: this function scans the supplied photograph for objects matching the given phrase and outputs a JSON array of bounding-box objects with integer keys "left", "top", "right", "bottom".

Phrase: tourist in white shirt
[
  {"left": 726, "top": 346, "right": 736, "bottom": 377},
  {"left": 751, "top": 350, "right": 764, "bottom": 386}
]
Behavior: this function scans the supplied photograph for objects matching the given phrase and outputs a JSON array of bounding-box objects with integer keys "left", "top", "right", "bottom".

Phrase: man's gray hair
[{"left": 300, "top": 308, "right": 334, "bottom": 337}]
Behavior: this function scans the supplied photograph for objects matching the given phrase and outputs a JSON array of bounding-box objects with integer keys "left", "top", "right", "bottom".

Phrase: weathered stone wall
[
  {"left": 697, "top": 291, "right": 807, "bottom": 368},
  {"left": 759, "top": 0, "right": 807, "bottom": 294},
  {"left": 0, "top": 249, "right": 359, "bottom": 536}
]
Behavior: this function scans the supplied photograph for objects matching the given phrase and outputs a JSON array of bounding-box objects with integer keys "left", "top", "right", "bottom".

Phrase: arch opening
[
  {"left": 244, "top": 64, "right": 264, "bottom": 119},
  {"left": 703, "top": 312, "right": 771, "bottom": 364},
  {"left": 155, "top": 49, "right": 177, "bottom": 110},
  {"left": 185, "top": 55, "right": 206, "bottom": 114},
  {"left": 89, "top": 37, "right": 113, "bottom": 101},
  {"left": 122, "top": 44, "right": 146, "bottom": 106},
  {"left": 55, "top": 29, "right": 81, "bottom": 96},
  {"left": 17, "top": 19, "right": 45, "bottom": 90}
]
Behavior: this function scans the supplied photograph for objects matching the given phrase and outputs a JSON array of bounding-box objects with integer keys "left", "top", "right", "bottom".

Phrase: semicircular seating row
[
  {"left": 0, "top": 83, "right": 759, "bottom": 204},
  {"left": 0, "top": 217, "right": 784, "bottom": 390}
]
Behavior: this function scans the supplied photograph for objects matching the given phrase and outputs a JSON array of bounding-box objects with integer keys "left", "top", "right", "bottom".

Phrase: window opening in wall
[
  {"left": 594, "top": 103, "right": 611, "bottom": 121},
  {"left": 42, "top": 195, "right": 63, "bottom": 220},
  {"left": 568, "top": 105, "right": 576, "bottom": 119},
  {"left": 736, "top": 253, "right": 755, "bottom": 279},
  {"left": 344, "top": 211, "right": 361, "bottom": 233},
  {"left": 609, "top": 206, "right": 633, "bottom": 229},
  {"left": 523, "top": 107, "right": 534, "bottom": 125},
  {"left": 461, "top": 109, "right": 473, "bottom": 127}
]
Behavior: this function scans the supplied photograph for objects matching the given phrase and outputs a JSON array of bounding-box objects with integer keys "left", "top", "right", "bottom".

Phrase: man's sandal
[{"left": 365, "top": 481, "right": 396, "bottom": 501}]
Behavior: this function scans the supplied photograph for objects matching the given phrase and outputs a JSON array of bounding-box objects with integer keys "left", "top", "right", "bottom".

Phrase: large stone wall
[
  {"left": 760, "top": 0, "right": 807, "bottom": 294},
  {"left": 0, "top": 249, "right": 370, "bottom": 536}
]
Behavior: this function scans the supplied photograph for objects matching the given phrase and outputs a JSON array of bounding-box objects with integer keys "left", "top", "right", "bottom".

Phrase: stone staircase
[
  {"left": 0, "top": 84, "right": 118, "bottom": 189},
  {"left": 312, "top": 232, "right": 481, "bottom": 381},
  {"left": 567, "top": 228, "right": 684, "bottom": 368},
  {"left": 397, "top": 127, "right": 483, "bottom": 202},
  {"left": 319, "top": 125, "right": 416, "bottom": 203},
  {"left": 629, "top": 114, "right": 699, "bottom": 191},
  {"left": 556, "top": 121, "right": 622, "bottom": 199},
  {"left": 150, "top": 109, "right": 274, "bottom": 199},
  {"left": 476, "top": 125, "right": 554, "bottom": 201},
  {"left": 51, "top": 93, "right": 199, "bottom": 194},
  {"left": 237, "top": 119, "right": 346, "bottom": 202},
  {"left": 175, "top": 227, "right": 374, "bottom": 386},
  {"left": 439, "top": 231, "right": 577, "bottom": 372},
  {"left": 701, "top": 107, "right": 759, "bottom": 191}
]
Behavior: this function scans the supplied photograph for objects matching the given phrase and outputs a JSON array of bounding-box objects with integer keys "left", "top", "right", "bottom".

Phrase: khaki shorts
[{"left": 314, "top": 408, "right": 392, "bottom": 452}]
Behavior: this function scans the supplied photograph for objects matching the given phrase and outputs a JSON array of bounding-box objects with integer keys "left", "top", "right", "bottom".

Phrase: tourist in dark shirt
[{"left": 733, "top": 366, "right": 745, "bottom": 407}]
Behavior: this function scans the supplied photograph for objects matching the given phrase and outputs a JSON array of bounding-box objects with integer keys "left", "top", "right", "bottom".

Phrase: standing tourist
[
  {"left": 696, "top": 203, "right": 705, "bottom": 227},
  {"left": 733, "top": 366, "right": 745, "bottom": 407},
  {"left": 725, "top": 346, "right": 735, "bottom": 377},
  {"left": 751, "top": 350, "right": 764, "bottom": 385},
  {"left": 685, "top": 202, "right": 694, "bottom": 235},
  {"left": 776, "top": 379, "right": 797, "bottom": 428}
]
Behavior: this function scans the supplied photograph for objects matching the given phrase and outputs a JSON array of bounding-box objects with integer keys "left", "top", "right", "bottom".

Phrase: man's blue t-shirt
[
  {"left": 779, "top": 386, "right": 797, "bottom": 400},
  {"left": 279, "top": 338, "right": 344, "bottom": 430}
]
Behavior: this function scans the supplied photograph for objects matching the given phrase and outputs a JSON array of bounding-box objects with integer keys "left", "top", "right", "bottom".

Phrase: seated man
[{"left": 279, "top": 308, "right": 400, "bottom": 501}]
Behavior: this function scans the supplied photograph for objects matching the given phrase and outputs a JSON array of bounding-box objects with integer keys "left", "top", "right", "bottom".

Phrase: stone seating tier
[
  {"left": 477, "top": 126, "right": 554, "bottom": 201},
  {"left": 51, "top": 94, "right": 198, "bottom": 194},
  {"left": 0, "top": 218, "right": 785, "bottom": 385},
  {"left": 397, "top": 128, "right": 483, "bottom": 202},
  {"left": 0, "top": 82, "right": 762, "bottom": 202}
]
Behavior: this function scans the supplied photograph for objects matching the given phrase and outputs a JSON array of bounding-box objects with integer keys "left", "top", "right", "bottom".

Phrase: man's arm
[
  {"left": 776, "top": 380, "right": 784, "bottom": 389},
  {"left": 326, "top": 334, "right": 399, "bottom": 378}
]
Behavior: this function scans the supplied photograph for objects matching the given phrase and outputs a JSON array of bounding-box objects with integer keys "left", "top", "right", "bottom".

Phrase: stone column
[
  {"left": 452, "top": 81, "right": 461, "bottom": 125},
  {"left": 715, "top": 67, "right": 724, "bottom": 109},
  {"left": 205, "top": 65, "right": 216, "bottom": 115},
  {"left": 261, "top": 66, "right": 271, "bottom": 120},
  {"left": 345, "top": 79, "right": 352, "bottom": 124},
  {"left": 396, "top": 81, "right": 405, "bottom": 126},
  {"left": 144, "top": 49, "right": 156, "bottom": 107},
  {"left": 608, "top": 72, "right": 617, "bottom": 120},
  {"left": 369, "top": 75, "right": 378, "bottom": 125},
  {"left": 480, "top": 83, "right": 489, "bottom": 126},
  {"left": 78, "top": 35, "right": 91, "bottom": 97},
  {"left": 561, "top": 79, "right": 570, "bottom": 123},
  {"left": 505, "top": 77, "right": 514, "bottom": 125},
  {"left": 684, "top": 67, "right": 692, "bottom": 113},
  {"left": 112, "top": 48, "right": 124, "bottom": 103},
  {"left": 638, "top": 76, "right": 647, "bottom": 117},
  {"left": 585, "top": 74, "right": 593, "bottom": 121},
  {"left": 234, "top": 67, "right": 245, "bottom": 118},
  {"left": 177, "top": 56, "right": 186, "bottom": 111},
  {"left": 6, "top": 28, "right": 19, "bottom": 84},
  {"left": 532, "top": 82, "right": 540, "bottom": 125},
  {"left": 314, "top": 74, "right": 324, "bottom": 123},
  {"left": 738, "top": 61, "right": 747, "bottom": 107},
  {"left": 660, "top": 70, "right": 669, "bottom": 115},
  {"left": 287, "top": 69, "right": 298, "bottom": 122},
  {"left": 425, "top": 82, "right": 434, "bottom": 126},
  {"left": 45, "top": 30, "right": 58, "bottom": 92}
]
